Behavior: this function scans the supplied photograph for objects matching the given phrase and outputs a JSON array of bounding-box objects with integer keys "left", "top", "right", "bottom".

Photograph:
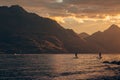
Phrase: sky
[{"left": 1, "top": 0, "right": 120, "bottom": 34}]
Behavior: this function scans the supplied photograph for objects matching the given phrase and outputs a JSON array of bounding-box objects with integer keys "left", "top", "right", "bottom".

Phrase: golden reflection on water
[
  {"left": 47, "top": 54, "right": 120, "bottom": 80},
  {"left": 0, "top": 54, "right": 120, "bottom": 80},
  {"left": 102, "top": 53, "right": 120, "bottom": 61}
]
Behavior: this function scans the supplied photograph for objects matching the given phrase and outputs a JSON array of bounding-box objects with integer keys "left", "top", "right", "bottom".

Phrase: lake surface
[{"left": 0, "top": 54, "right": 120, "bottom": 80}]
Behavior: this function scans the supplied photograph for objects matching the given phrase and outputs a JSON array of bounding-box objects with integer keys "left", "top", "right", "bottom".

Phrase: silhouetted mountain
[
  {"left": 0, "top": 5, "right": 95, "bottom": 53},
  {"left": 79, "top": 32, "right": 89, "bottom": 39},
  {"left": 86, "top": 24, "right": 120, "bottom": 52}
]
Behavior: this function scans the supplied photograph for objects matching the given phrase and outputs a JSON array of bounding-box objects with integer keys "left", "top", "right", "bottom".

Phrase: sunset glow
[
  {"left": 1, "top": 1, "right": 120, "bottom": 79},
  {"left": 1, "top": 0, "right": 120, "bottom": 34}
]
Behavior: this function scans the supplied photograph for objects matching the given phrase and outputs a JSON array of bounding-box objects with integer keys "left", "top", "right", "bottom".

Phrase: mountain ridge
[
  {"left": 1, "top": 5, "right": 120, "bottom": 53},
  {"left": 79, "top": 32, "right": 90, "bottom": 39},
  {"left": 0, "top": 5, "right": 96, "bottom": 53},
  {"left": 85, "top": 24, "right": 120, "bottom": 52}
]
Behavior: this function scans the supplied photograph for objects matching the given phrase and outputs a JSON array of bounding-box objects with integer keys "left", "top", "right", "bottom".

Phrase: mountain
[
  {"left": 0, "top": 5, "right": 95, "bottom": 53},
  {"left": 86, "top": 24, "right": 120, "bottom": 52},
  {"left": 79, "top": 32, "right": 89, "bottom": 39}
]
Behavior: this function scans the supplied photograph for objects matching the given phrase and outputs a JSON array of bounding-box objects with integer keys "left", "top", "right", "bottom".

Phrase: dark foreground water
[{"left": 0, "top": 54, "right": 120, "bottom": 80}]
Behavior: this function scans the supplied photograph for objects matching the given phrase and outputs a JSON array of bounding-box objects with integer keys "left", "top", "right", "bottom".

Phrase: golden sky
[{"left": 1, "top": 0, "right": 120, "bottom": 34}]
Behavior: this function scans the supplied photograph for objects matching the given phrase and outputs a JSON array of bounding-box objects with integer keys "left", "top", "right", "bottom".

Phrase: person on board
[
  {"left": 75, "top": 52, "right": 78, "bottom": 58},
  {"left": 98, "top": 52, "right": 102, "bottom": 59}
]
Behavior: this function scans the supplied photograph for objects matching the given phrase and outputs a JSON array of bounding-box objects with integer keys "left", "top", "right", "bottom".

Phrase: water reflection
[
  {"left": 0, "top": 54, "right": 55, "bottom": 80},
  {"left": 0, "top": 54, "right": 120, "bottom": 80}
]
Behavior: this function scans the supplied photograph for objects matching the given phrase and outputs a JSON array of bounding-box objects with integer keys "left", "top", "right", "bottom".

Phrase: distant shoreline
[{"left": 0, "top": 52, "right": 120, "bottom": 54}]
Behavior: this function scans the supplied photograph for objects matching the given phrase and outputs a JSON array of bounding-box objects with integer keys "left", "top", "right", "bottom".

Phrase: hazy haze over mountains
[{"left": 85, "top": 24, "right": 120, "bottom": 53}]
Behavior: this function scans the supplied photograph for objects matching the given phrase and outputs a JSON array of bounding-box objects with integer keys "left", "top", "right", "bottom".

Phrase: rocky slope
[{"left": 0, "top": 5, "right": 94, "bottom": 53}]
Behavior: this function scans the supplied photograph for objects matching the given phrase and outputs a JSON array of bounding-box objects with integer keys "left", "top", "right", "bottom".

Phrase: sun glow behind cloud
[
  {"left": 51, "top": 14, "right": 120, "bottom": 23},
  {"left": 50, "top": 14, "right": 120, "bottom": 34},
  {"left": 1, "top": 0, "right": 120, "bottom": 34},
  {"left": 56, "top": 0, "right": 63, "bottom": 3}
]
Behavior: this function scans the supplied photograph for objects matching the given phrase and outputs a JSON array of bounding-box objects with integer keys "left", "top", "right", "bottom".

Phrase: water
[{"left": 0, "top": 54, "right": 120, "bottom": 80}]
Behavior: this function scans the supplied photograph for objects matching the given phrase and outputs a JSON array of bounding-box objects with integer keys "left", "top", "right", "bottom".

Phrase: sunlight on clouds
[
  {"left": 105, "top": 15, "right": 111, "bottom": 21},
  {"left": 51, "top": 17, "right": 65, "bottom": 23},
  {"left": 1, "top": 0, "right": 120, "bottom": 34},
  {"left": 51, "top": 14, "right": 120, "bottom": 24},
  {"left": 51, "top": 16, "right": 84, "bottom": 24},
  {"left": 72, "top": 16, "right": 84, "bottom": 23},
  {"left": 103, "top": 14, "right": 120, "bottom": 22},
  {"left": 55, "top": 0, "right": 63, "bottom": 3},
  {"left": 50, "top": 14, "right": 120, "bottom": 34}
]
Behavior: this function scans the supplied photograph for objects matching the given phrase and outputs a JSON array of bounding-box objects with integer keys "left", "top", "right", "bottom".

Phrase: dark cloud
[
  {"left": 61, "top": 0, "right": 120, "bottom": 17},
  {"left": 0, "top": 0, "right": 120, "bottom": 18},
  {"left": 1, "top": 0, "right": 120, "bottom": 34},
  {"left": 64, "top": 0, "right": 120, "bottom": 6}
]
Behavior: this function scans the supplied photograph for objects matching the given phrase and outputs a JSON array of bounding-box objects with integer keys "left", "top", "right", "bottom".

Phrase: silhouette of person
[
  {"left": 75, "top": 52, "right": 78, "bottom": 58},
  {"left": 98, "top": 52, "right": 102, "bottom": 59}
]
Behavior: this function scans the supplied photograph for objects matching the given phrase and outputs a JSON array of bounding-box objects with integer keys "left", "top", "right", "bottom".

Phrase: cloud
[
  {"left": 1, "top": 0, "right": 120, "bottom": 18},
  {"left": 1, "top": 0, "right": 120, "bottom": 34}
]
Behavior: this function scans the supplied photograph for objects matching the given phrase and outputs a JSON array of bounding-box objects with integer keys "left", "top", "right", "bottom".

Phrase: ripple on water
[{"left": 0, "top": 54, "right": 120, "bottom": 80}]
